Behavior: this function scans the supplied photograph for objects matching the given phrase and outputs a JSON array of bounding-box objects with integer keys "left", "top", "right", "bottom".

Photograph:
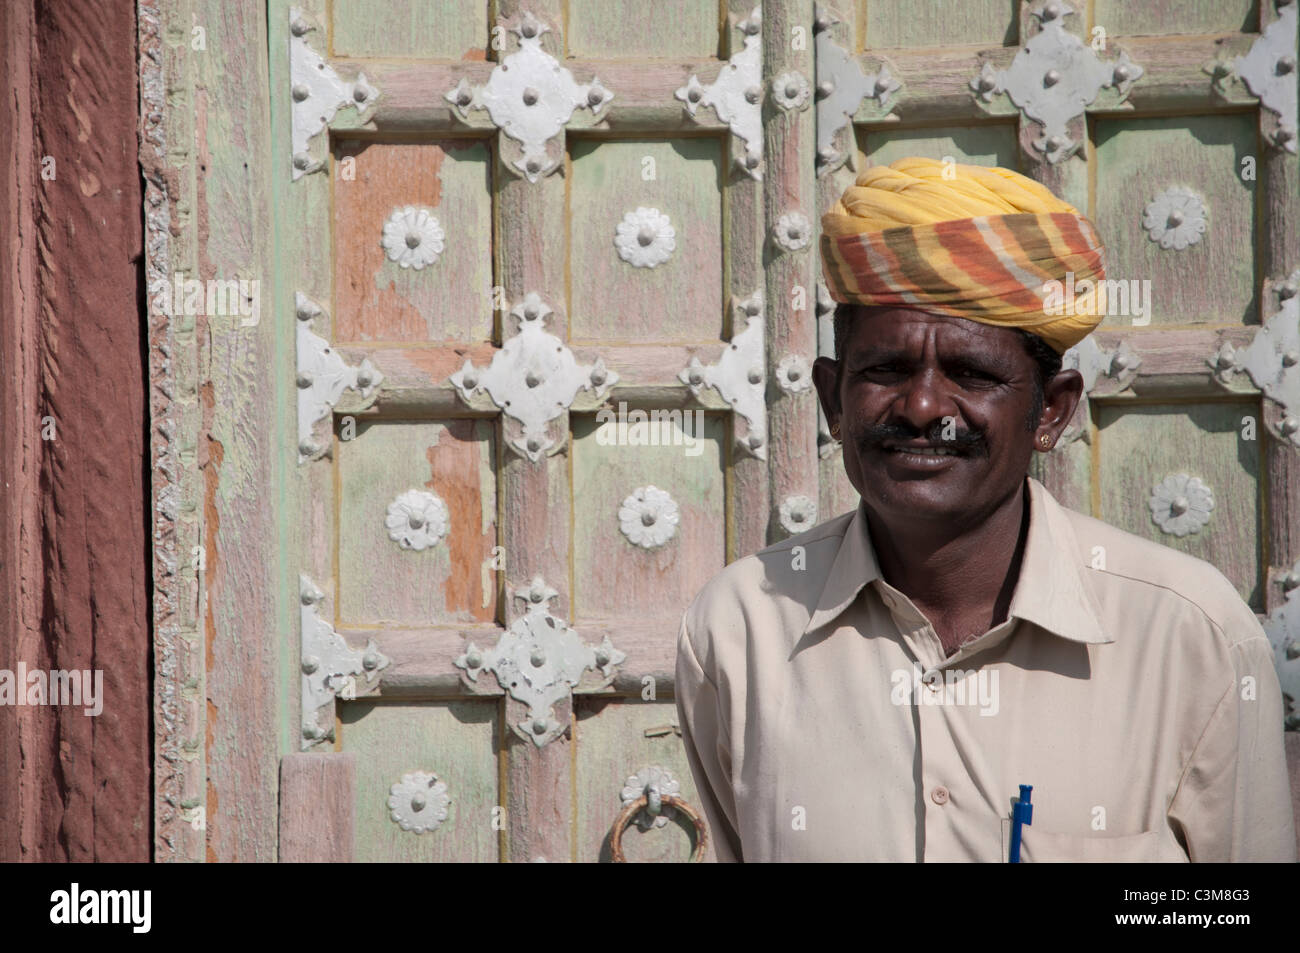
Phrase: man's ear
[
  {"left": 812, "top": 356, "right": 841, "bottom": 424},
  {"left": 1041, "top": 368, "right": 1084, "bottom": 438}
]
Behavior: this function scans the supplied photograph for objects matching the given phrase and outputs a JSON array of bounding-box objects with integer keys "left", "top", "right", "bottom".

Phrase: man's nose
[{"left": 894, "top": 368, "right": 959, "bottom": 434}]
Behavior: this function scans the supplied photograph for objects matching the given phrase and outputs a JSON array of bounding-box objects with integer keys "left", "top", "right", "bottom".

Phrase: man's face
[{"left": 812, "top": 307, "right": 1083, "bottom": 526}]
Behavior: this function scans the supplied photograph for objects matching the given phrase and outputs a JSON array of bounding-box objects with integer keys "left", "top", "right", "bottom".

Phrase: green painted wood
[
  {"left": 863, "top": 0, "right": 1016, "bottom": 49},
  {"left": 338, "top": 418, "right": 497, "bottom": 625},
  {"left": 340, "top": 700, "right": 500, "bottom": 862},
  {"left": 565, "top": 0, "right": 722, "bottom": 59},
  {"left": 1093, "top": 114, "right": 1257, "bottom": 328},
  {"left": 487, "top": 0, "right": 580, "bottom": 860},
  {"left": 860, "top": 123, "right": 1019, "bottom": 171},
  {"left": 570, "top": 412, "right": 727, "bottom": 622},
  {"left": 331, "top": 0, "right": 489, "bottom": 59},
  {"left": 819, "top": 446, "right": 861, "bottom": 522},
  {"left": 185, "top": 0, "right": 282, "bottom": 862},
  {"left": 1260, "top": 0, "right": 1300, "bottom": 614},
  {"left": 574, "top": 697, "right": 716, "bottom": 861},
  {"left": 721, "top": 0, "right": 771, "bottom": 566},
  {"left": 1096, "top": 401, "right": 1262, "bottom": 609},
  {"left": 568, "top": 137, "right": 724, "bottom": 342},
  {"left": 1029, "top": 430, "right": 1091, "bottom": 515},
  {"left": 143, "top": 0, "right": 208, "bottom": 862},
  {"left": 1094, "top": 0, "right": 1257, "bottom": 37},
  {"left": 764, "top": 0, "right": 823, "bottom": 557},
  {"left": 333, "top": 139, "right": 494, "bottom": 343}
]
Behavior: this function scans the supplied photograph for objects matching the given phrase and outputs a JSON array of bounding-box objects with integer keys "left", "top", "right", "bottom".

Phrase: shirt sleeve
[
  {"left": 1168, "top": 634, "right": 1296, "bottom": 862},
  {"left": 675, "top": 613, "right": 744, "bottom": 862}
]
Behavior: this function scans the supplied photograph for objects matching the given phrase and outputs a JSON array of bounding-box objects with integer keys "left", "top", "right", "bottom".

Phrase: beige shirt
[{"left": 675, "top": 477, "right": 1295, "bottom": 862}]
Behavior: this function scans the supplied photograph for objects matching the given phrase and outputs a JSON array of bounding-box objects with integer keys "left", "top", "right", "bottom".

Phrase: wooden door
[
  {"left": 266, "top": 0, "right": 822, "bottom": 863},
  {"left": 155, "top": 0, "right": 1297, "bottom": 861}
]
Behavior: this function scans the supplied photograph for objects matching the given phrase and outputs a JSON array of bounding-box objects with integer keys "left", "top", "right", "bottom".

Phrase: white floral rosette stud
[
  {"left": 772, "top": 71, "right": 810, "bottom": 110},
  {"left": 779, "top": 495, "right": 817, "bottom": 534},
  {"left": 773, "top": 211, "right": 812, "bottom": 252},
  {"left": 776, "top": 354, "right": 813, "bottom": 393},
  {"left": 614, "top": 207, "right": 676, "bottom": 268},
  {"left": 385, "top": 489, "right": 450, "bottom": 551},
  {"left": 619, "top": 485, "right": 680, "bottom": 549},
  {"left": 381, "top": 205, "right": 445, "bottom": 269},
  {"left": 387, "top": 771, "right": 451, "bottom": 834},
  {"left": 1148, "top": 474, "right": 1214, "bottom": 537},
  {"left": 1141, "top": 188, "right": 1207, "bottom": 251}
]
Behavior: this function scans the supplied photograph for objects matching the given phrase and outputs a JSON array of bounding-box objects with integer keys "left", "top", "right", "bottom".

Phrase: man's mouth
[{"left": 879, "top": 442, "right": 963, "bottom": 457}]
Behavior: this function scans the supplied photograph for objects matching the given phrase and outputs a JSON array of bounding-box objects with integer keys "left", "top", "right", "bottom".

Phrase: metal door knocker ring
[{"left": 609, "top": 793, "right": 709, "bottom": 862}]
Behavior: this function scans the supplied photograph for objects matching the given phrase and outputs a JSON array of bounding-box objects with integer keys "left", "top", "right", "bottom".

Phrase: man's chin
[
  {"left": 866, "top": 487, "right": 968, "bottom": 522},
  {"left": 858, "top": 454, "right": 983, "bottom": 516}
]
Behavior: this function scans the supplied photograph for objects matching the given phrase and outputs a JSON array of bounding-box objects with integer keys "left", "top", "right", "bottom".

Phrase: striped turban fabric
[{"left": 820, "top": 157, "right": 1107, "bottom": 354}]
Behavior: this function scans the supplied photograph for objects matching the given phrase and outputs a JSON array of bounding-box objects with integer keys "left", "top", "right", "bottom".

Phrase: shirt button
[
  {"left": 931, "top": 785, "right": 950, "bottom": 805},
  {"left": 923, "top": 670, "right": 941, "bottom": 691}
]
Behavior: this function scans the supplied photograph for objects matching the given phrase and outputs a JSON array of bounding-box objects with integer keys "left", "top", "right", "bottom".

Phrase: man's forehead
[{"left": 843, "top": 306, "right": 1019, "bottom": 355}]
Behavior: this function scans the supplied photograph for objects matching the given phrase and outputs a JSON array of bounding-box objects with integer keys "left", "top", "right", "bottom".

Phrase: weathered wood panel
[
  {"left": 565, "top": 0, "right": 723, "bottom": 59},
  {"left": 279, "top": 753, "right": 356, "bottom": 862},
  {"left": 819, "top": 446, "right": 861, "bottom": 524},
  {"left": 338, "top": 418, "right": 498, "bottom": 625},
  {"left": 862, "top": 0, "right": 1016, "bottom": 50},
  {"left": 333, "top": 139, "right": 494, "bottom": 343},
  {"left": 568, "top": 137, "right": 725, "bottom": 342},
  {"left": 340, "top": 700, "right": 500, "bottom": 861},
  {"left": 274, "top": 0, "right": 344, "bottom": 818},
  {"left": 331, "top": 0, "right": 489, "bottom": 60},
  {"left": 571, "top": 412, "right": 727, "bottom": 622},
  {"left": 489, "top": 0, "right": 579, "bottom": 866},
  {"left": 1029, "top": 428, "right": 1092, "bottom": 516},
  {"left": 711, "top": 2, "right": 770, "bottom": 566},
  {"left": 765, "top": 0, "right": 821, "bottom": 560},
  {"left": 575, "top": 697, "right": 717, "bottom": 862},
  {"left": 194, "top": 0, "right": 283, "bottom": 863},
  {"left": 1093, "top": 0, "right": 1257, "bottom": 38},
  {"left": 339, "top": 31, "right": 1260, "bottom": 131},
  {"left": 1096, "top": 401, "right": 1262, "bottom": 608},
  {"left": 1259, "top": 0, "right": 1300, "bottom": 620},
  {"left": 1093, "top": 114, "right": 1257, "bottom": 327},
  {"left": 142, "top": 0, "right": 207, "bottom": 864},
  {"left": 859, "top": 124, "right": 1018, "bottom": 170}
]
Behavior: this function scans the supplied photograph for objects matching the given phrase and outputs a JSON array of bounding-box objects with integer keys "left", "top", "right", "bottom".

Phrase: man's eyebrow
[
  {"left": 847, "top": 344, "right": 909, "bottom": 364},
  {"left": 847, "top": 346, "right": 1016, "bottom": 374},
  {"left": 942, "top": 352, "right": 1017, "bottom": 375}
]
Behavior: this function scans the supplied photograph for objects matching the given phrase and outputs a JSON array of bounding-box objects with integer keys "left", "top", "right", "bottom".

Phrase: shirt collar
[
  {"left": 800, "top": 476, "right": 1111, "bottom": 646},
  {"left": 801, "top": 496, "right": 884, "bottom": 637}
]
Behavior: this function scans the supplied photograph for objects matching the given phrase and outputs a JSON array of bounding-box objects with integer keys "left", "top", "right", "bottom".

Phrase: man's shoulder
[
  {"left": 1052, "top": 499, "right": 1261, "bottom": 646},
  {"left": 680, "top": 507, "right": 855, "bottom": 640}
]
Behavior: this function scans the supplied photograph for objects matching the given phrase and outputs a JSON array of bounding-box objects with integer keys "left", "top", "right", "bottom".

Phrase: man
[{"left": 674, "top": 157, "right": 1295, "bottom": 862}]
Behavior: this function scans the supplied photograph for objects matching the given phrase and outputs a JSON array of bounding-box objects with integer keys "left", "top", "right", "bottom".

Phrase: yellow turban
[{"left": 820, "top": 157, "right": 1107, "bottom": 353}]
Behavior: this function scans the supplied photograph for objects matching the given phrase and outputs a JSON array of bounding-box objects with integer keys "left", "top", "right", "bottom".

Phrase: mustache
[{"left": 855, "top": 420, "right": 987, "bottom": 457}]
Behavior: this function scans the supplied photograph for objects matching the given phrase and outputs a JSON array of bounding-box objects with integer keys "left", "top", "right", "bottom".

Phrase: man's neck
[{"left": 864, "top": 479, "right": 1030, "bottom": 638}]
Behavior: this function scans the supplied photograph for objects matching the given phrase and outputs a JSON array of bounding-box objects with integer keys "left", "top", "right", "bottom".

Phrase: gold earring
[
  {"left": 831, "top": 421, "right": 842, "bottom": 440},
  {"left": 1039, "top": 433, "right": 1051, "bottom": 448}
]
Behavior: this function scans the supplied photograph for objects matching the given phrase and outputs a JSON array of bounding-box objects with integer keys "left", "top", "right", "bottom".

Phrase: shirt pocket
[{"left": 1018, "top": 828, "right": 1188, "bottom": 863}]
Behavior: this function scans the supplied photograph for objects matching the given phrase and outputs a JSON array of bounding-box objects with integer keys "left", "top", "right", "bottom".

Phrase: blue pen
[{"left": 1009, "top": 784, "right": 1033, "bottom": 863}]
